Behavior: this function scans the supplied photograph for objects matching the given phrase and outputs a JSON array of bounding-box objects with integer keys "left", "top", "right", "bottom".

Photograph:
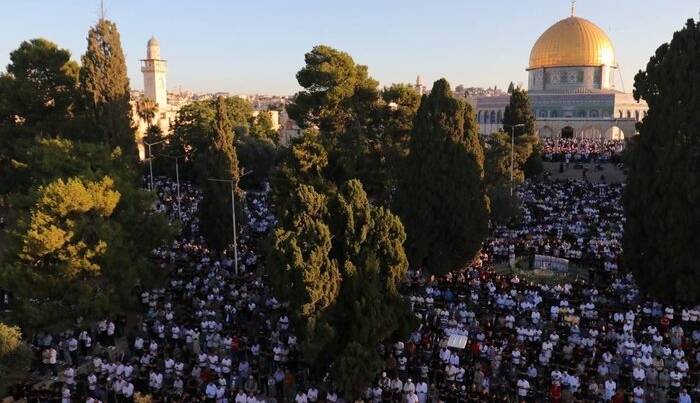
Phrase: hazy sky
[{"left": 1, "top": 1, "right": 698, "bottom": 95}]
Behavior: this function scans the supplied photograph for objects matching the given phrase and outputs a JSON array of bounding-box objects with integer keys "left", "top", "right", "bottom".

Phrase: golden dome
[{"left": 528, "top": 16, "right": 616, "bottom": 70}]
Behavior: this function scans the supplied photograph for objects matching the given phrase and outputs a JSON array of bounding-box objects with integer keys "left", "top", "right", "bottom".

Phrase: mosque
[{"left": 474, "top": 6, "right": 648, "bottom": 140}]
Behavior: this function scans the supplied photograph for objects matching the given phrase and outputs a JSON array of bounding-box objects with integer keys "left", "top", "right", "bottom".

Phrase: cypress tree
[
  {"left": 486, "top": 87, "right": 542, "bottom": 185},
  {"left": 624, "top": 19, "right": 700, "bottom": 303},
  {"left": 80, "top": 19, "right": 136, "bottom": 160},
  {"left": 502, "top": 87, "right": 536, "bottom": 137},
  {"left": 397, "top": 79, "right": 489, "bottom": 276},
  {"left": 199, "top": 96, "right": 240, "bottom": 254},
  {"left": 268, "top": 179, "right": 412, "bottom": 397}
]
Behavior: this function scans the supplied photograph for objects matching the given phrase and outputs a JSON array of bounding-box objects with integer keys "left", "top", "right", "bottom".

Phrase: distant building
[
  {"left": 473, "top": 10, "right": 647, "bottom": 139},
  {"left": 414, "top": 75, "right": 426, "bottom": 96},
  {"left": 141, "top": 37, "right": 168, "bottom": 109},
  {"left": 278, "top": 110, "right": 302, "bottom": 146},
  {"left": 252, "top": 110, "right": 280, "bottom": 131},
  {"left": 134, "top": 37, "right": 187, "bottom": 159}
]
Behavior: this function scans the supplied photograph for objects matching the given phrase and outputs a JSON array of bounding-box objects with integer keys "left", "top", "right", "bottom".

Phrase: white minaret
[{"left": 140, "top": 37, "right": 168, "bottom": 109}]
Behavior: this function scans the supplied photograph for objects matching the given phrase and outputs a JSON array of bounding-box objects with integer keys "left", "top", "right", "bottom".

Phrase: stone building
[
  {"left": 133, "top": 37, "right": 182, "bottom": 159},
  {"left": 474, "top": 9, "right": 647, "bottom": 140}
]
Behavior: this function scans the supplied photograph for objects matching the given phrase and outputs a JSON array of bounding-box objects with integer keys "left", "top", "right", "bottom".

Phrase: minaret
[{"left": 140, "top": 37, "right": 168, "bottom": 110}]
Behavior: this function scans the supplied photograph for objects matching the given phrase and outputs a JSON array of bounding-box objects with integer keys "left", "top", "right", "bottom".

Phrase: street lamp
[
  {"left": 503, "top": 123, "right": 525, "bottom": 197},
  {"left": 144, "top": 138, "right": 168, "bottom": 193},
  {"left": 208, "top": 168, "right": 253, "bottom": 276},
  {"left": 158, "top": 154, "right": 184, "bottom": 221}
]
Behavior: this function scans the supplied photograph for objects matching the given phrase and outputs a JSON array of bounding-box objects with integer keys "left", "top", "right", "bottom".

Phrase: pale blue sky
[{"left": 1, "top": 1, "right": 697, "bottom": 95}]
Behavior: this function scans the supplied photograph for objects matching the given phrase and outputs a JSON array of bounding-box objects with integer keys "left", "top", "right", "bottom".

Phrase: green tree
[
  {"left": 199, "top": 96, "right": 240, "bottom": 254},
  {"left": 236, "top": 134, "right": 279, "bottom": 190},
  {"left": 0, "top": 139, "right": 172, "bottom": 331},
  {"left": 396, "top": 79, "right": 489, "bottom": 276},
  {"left": 487, "top": 184, "right": 522, "bottom": 225},
  {"left": 270, "top": 130, "right": 332, "bottom": 214},
  {"left": 287, "top": 45, "right": 379, "bottom": 134},
  {"left": 135, "top": 97, "right": 158, "bottom": 127},
  {"left": 502, "top": 87, "right": 535, "bottom": 137},
  {"left": 485, "top": 87, "right": 542, "bottom": 185},
  {"left": 0, "top": 39, "right": 79, "bottom": 134},
  {"left": 168, "top": 97, "right": 252, "bottom": 182},
  {"left": 143, "top": 124, "right": 164, "bottom": 160},
  {"left": 364, "top": 84, "right": 421, "bottom": 203},
  {"left": 80, "top": 19, "right": 136, "bottom": 160},
  {"left": 0, "top": 323, "right": 31, "bottom": 396},
  {"left": 484, "top": 131, "right": 540, "bottom": 186},
  {"left": 0, "top": 39, "right": 80, "bottom": 189},
  {"left": 249, "top": 110, "right": 279, "bottom": 143},
  {"left": 268, "top": 180, "right": 412, "bottom": 397},
  {"left": 623, "top": 18, "right": 700, "bottom": 303}
]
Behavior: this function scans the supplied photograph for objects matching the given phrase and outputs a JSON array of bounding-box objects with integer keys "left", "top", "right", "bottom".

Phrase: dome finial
[{"left": 570, "top": 0, "right": 576, "bottom": 17}]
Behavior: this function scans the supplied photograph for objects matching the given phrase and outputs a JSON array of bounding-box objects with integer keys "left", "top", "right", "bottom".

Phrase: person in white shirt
[
  {"left": 416, "top": 381, "right": 428, "bottom": 403},
  {"left": 294, "top": 391, "right": 308, "bottom": 403},
  {"left": 516, "top": 378, "right": 530, "bottom": 398},
  {"left": 307, "top": 386, "right": 319, "bottom": 403},
  {"left": 206, "top": 382, "right": 218, "bottom": 400},
  {"left": 604, "top": 379, "right": 616, "bottom": 401},
  {"left": 235, "top": 390, "right": 248, "bottom": 403},
  {"left": 61, "top": 387, "right": 71, "bottom": 403}
]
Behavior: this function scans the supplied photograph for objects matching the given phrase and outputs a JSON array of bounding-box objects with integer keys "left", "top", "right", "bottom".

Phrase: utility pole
[
  {"left": 144, "top": 139, "right": 168, "bottom": 193},
  {"left": 159, "top": 154, "right": 184, "bottom": 220},
  {"left": 207, "top": 169, "right": 252, "bottom": 276}
]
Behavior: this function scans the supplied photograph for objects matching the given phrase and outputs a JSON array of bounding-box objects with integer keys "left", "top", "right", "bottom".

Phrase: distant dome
[
  {"left": 528, "top": 16, "right": 616, "bottom": 70},
  {"left": 147, "top": 36, "right": 161, "bottom": 59}
]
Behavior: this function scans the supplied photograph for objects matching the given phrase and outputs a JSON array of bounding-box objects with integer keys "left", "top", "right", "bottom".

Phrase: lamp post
[
  {"left": 208, "top": 168, "right": 253, "bottom": 276},
  {"left": 159, "top": 154, "right": 184, "bottom": 220},
  {"left": 503, "top": 123, "right": 525, "bottom": 197},
  {"left": 144, "top": 138, "right": 168, "bottom": 193}
]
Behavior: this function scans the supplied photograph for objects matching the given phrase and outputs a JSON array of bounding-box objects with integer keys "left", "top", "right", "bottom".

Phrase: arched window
[
  {"left": 539, "top": 110, "right": 547, "bottom": 118},
  {"left": 490, "top": 111, "right": 496, "bottom": 124},
  {"left": 618, "top": 110, "right": 623, "bottom": 118},
  {"left": 550, "top": 110, "right": 558, "bottom": 118},
  {"left": 579, "top": 110, "right": 587, "bottom": 118},
  {"left": 477, "top": 111, "right": 482, "bottom": 123},
  {"left": 627, "top": 110, "right": 632, "bottom": 119},
  {"left": 497, "top": 110, "right": 502, "bottom": 123},
  {"left": 635, "top": 110, "right": 640, "bottom": 121},
  {"left": 590, "top": 110, "right": 599, "bottom": 118}
]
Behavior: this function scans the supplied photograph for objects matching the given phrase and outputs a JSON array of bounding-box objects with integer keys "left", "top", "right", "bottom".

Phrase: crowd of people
[
  {"left": 4, "top": 173, "right": 700, "bottom": 403},
  {"left": 541, "top": 139, "right": 625, "bottom": 164},
  {"left": 487, "top": 179, "right": 624, "bottom": 272}
]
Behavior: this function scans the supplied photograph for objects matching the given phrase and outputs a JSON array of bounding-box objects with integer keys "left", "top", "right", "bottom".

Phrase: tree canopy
[
  {"left": 396, "top": 79, "right": 489, "bottom": 276},
  {"left": 80, "top": 19, "right": 136, "bottom": 160},
  {"left": 198, "top": 97, "right": 241, "bottom": 254},
  {"left": 623, "top": 18, "right": 700, "bottom": 303},
  {"left": 268, "top": 179, "right": 412, "bottom": 397}
]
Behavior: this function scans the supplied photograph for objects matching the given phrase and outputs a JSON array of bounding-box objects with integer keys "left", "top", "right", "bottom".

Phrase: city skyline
[{"left": 1, "top": 0, "right": 698, "bottom": 95}]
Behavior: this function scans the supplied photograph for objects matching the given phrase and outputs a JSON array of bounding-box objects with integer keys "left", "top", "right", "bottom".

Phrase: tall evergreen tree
[
  {"left": 396, "top": 79, "right": 489, "bottom": 276},
  {"left": 268, "top": 179, "right": 412, "bottom": 397},
  {"left": 486, "top": 87, "right": 542, "bottom": 185},
  {"left": 624, "top": 18, "right": 700, "bottom": 303},
  {"left": 80, "top": 19, "right": 136, "bottom": 160},
  {"left": 199, "top": 96, "right": 240, "bottom": 254},
  {"left": 168, "top": 97, "right": 253, "bottom": 182},
  {"left": 502, "top": 87, "right": 535, "bottom": 137}
]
